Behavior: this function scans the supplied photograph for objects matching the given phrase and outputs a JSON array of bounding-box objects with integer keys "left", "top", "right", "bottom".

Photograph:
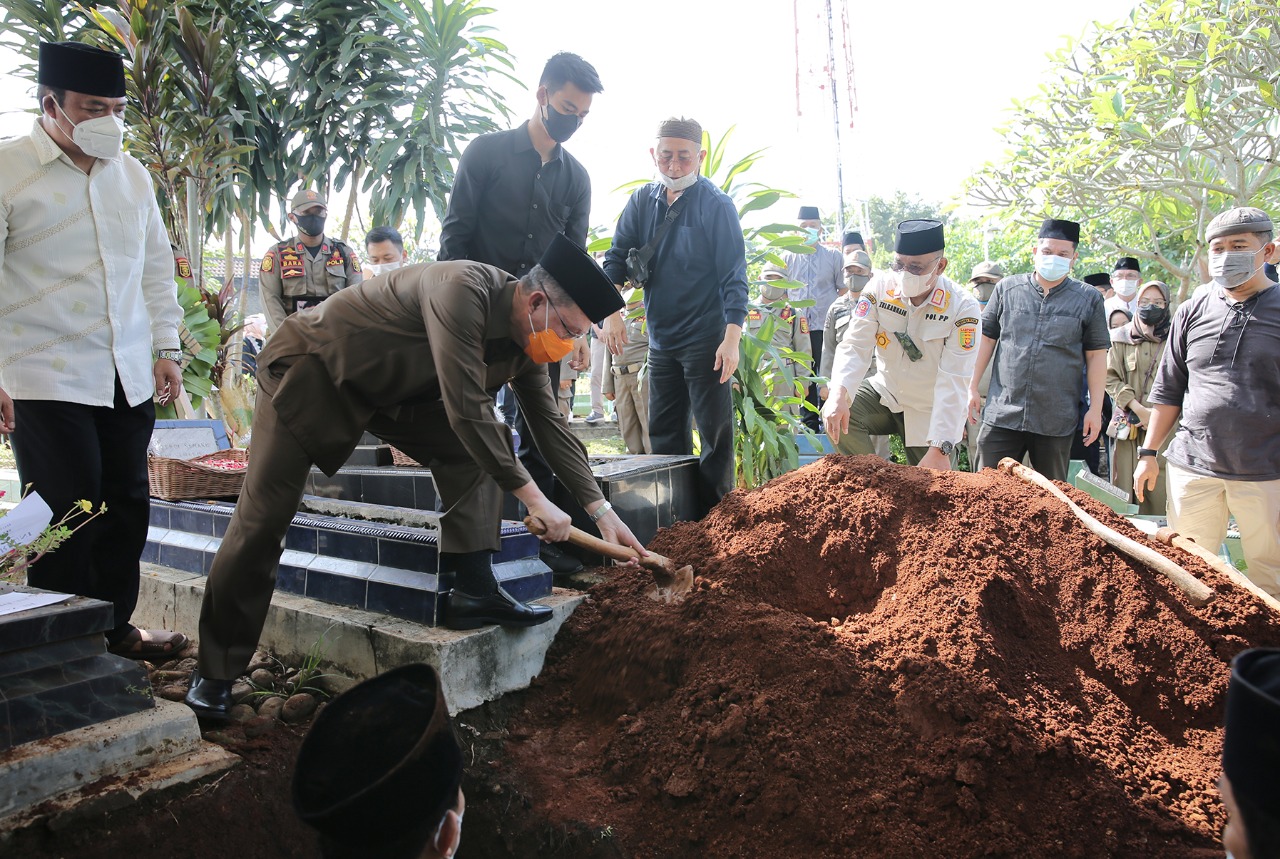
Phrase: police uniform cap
[
  {"left": 293, "top": 663, "right": 462, "bottom": 856},
  {"left": 762, "top": 261, "right": 787, "bottom": 280},
  {"left": 1112, "top": 257, "right": 1141, "bottom": 273},
  {"left": 895, "top": 219, "right": 945, "bottom": 256},
  {"left": 656, "top": 117, "right": 702, "bottom": 144},
  {"left": 1038, "top": 218, "right": 1081, "bottom": 244},
  {"left": 970, "top": 260, "right": 1004, "bottom": 282},
  {"left": 1083, "top": 273, "right": 1112, "bottom": 287},
  {"left": 1223, "top": 649, "right": 1280, "bottom": 827},
  {"left": 38, "top": 41, "right": 126, "bottom": 99},
  {"left": 539, "top": 233, "right": 625, "bottom": 324},
  {"left": 797, "top": 206, "right": 820, "bottom": 221},
  {"left": 842, "top": 230, "right": 864, "bottom": 248},
  {"left": 290, "top": 189, "right": 328, "bottom": 213},
  {"left": 1206, "top": 207, "right": 1274, "bottom": 242},
  {"left": 844, "top": 249, "right": 872, "bottom": 271}
]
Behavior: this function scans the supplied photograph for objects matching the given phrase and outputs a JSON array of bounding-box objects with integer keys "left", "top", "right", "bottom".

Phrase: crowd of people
[{"left": 2, "top": 40, "right": 1279, "bottom": 858}]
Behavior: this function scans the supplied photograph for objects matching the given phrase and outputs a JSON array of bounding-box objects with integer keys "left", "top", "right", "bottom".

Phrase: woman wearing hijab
[{"left": 1106, "top": 281, "right": 1175, "bottom": 514}]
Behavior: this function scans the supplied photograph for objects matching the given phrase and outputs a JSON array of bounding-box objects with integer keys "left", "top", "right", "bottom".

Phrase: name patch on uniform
[
  {"left": 854, "top": 297, "right": 873, "bottom": 317},
  {"left": 925, "top": 313, "right": 947, "bottom": 321},
  {"left": 747, "top": 309, "right": 763, "bottom": 322},
  {"left": 280, "top": 248, "right": 304, "bottom": 279},
  {"left": 799, "top": 317, "right": 809, "bottom": 334},
  {"left": 959, "top": 327, "right": 976, "bottom": 350},
  {"left": 954, "top": 316, "right": 979, "bottom": 328},
  {"left": 878, "top": 301, "right": 908, "bottom": 318},
  {"left": 875, "top": 331, "right": 890, "bottom": 349},
  {"left": 326, "top": 250, "right": 345, "bottom": 269}
]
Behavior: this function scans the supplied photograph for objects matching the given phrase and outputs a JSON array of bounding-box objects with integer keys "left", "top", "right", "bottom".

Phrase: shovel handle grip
[{"left": 523, "top": 516, "right": 668, "bottom": 570}]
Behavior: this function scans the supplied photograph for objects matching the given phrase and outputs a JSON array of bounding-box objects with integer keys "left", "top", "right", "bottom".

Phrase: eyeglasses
[
  {"left": 547, "top": 300, "right": 588, "bottom": 339},
  {"left": 1136, "top": 300, "right": 1167, "bottom": 309},
  {"left": 890, "top": 255, "right": 942, "bottom": 277}
]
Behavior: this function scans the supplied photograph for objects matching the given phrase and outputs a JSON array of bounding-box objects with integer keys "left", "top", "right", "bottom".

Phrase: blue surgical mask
[
  {"left": 1035, "top": 253, "right": 1072, "bottom": 282},
  {"left": 803, "top": 227, "right": 820, "bottom": 246}
]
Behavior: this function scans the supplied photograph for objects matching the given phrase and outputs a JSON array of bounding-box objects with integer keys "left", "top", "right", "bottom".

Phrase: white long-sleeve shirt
[
  {"left": 0, "top": 120, "right": 180, "bottom": 407},
  {"left": 829, "top": 273, "right": 980, "bottom": 448}
]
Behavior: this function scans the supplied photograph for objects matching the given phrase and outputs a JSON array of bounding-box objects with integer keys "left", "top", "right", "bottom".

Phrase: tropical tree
[{"left": 968, "top": 0, "right": 1280, "bottom": 293}]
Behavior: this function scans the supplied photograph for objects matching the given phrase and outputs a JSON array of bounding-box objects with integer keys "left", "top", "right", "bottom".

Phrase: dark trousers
[
  {"left": 648, "top": 341, "right": 734, "bottom": 518},
  {"left": 10, "top": 377, "right": 154, "bottom": 645},
  {"left": 197, "top": 390, "right": 502, "bottom": 680},
  {"left": 803, "top": 329, "right": 824, "bottom": 432},
  {"left": 514, "top": 359, "right": 561, "bottom": 497},
  {"left": 977, "top": 424, "right": 1074, "bottom": 482}
]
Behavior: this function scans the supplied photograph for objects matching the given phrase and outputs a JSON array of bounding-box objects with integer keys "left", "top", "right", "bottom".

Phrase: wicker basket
[
  {"left": 148, "top": 448, "right": 250, "bottom": 501},
  {"left": 390, "top": 446, "right": 422, "bottom": 467}
]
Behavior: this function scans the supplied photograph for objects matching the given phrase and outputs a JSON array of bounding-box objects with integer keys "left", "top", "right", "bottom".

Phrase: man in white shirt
[{"left": 0, "top": 42, "right": 186, "bottom": 658}]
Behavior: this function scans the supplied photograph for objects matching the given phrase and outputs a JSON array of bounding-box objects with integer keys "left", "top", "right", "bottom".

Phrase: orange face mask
[{"left": 524, "top": 301, "right": 575, "bottom": 364}]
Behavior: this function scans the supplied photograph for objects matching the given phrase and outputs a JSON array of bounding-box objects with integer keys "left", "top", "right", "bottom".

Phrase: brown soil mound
[{"left": 507, "top": 455, "right": 1280, "bottom": 858}]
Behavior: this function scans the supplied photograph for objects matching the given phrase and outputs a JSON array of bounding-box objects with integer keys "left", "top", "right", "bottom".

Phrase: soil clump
[{"left": 503, "top": 455, "right": 1280, "bottom": 858}]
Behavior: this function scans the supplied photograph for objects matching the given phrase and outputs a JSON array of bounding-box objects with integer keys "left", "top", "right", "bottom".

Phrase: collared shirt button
[
  {"left": 527, "top": 234, "right": 533, "bottom": 239},
  {"left": 532, "top": 203, "right": 538, "bottom": 209}
]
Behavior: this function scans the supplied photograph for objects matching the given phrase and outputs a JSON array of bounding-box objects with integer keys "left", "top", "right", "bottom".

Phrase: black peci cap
[
  {"left": 1083, "top": 273, "right": 1112, "bottom": 287},
  {"left": 895, "top": 219, "right": 945, "bottom": 255},
  {"left": 1038, "top": 218, "right": 1081, "bottom": 244},
  {"left": 842, "top": 230, "right": 864, "bottom": 247},
  {"left": 798, "top": 206, "right": 820, "bottom": 221},
  {"left": 1113, "top": 257, "right": 1141, "bottom": 273},
  {"left": 38, "top": 41, "right": 126, "bottom": 98},
  {"left": 538, "top": 233, "right": 624, "bottom": 324},
  {"left": 1223, "top": 649, "right": 1280, "bottom": 831}
]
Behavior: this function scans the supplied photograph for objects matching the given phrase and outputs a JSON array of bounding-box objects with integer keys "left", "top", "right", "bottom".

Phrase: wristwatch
[
  {"left": 932, "top": 440, "right": 955, "bottom": 456},
  {"left": 157, "top": 349, "right": 183, "bottom": 363},
  {"left": 1137, "top": 447, "right": 1159, "bottom": 459}
]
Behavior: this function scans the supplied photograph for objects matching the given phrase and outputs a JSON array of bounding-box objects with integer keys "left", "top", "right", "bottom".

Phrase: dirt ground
[{"left": 10, "top": 455, "right": 1279, "bottom": 858}]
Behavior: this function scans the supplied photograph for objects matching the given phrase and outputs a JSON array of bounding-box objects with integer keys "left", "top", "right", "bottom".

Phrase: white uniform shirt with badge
[
  {"left": 829, "top": 272, "right": 980, "bottom": 447},
  {"left": 0, "top": 120, "right": 181, "bottom": 407}
]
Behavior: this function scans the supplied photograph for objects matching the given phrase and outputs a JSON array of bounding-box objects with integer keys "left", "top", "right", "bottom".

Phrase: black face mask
[
  {"left": 1138, "top": 305, "right": 1168, "bottom": 327},
  {"left": 295, "top": 214, "right": 325, "bottom": 238},
  {"left": 542, "top": 102, "right": 581, "bottom": 143}
]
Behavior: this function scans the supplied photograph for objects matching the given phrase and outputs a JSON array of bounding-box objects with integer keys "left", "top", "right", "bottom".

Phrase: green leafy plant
[{"left": 0, "top": 491, "right": 107, "bottom": 584}]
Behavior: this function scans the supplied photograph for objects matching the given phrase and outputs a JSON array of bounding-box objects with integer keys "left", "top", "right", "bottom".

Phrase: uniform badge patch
[
  {"left": 176, "top": 257, "right": 193, "bottom": 279},
  {"left": 280, "top": 248, "right": 304, "bottom": 279},
  {"left": 747, "top": 309, "right": 763, "bottom": 322},
  {"left": 854, "top": 297, "right": 872, "bottom": 318},
  {"left": 259, "top": 252, "right": 274, "bottom": 273},
  {"left": 799, "top": 317, "right": 809, "bottom": 334},
  {"left": 326, "top": 250, "right": 344, "bottom": 268},
  {"left": 959, "top": 327, "right": 976, "bottom": 350},
  {"left": 954, "top": 316, "right": 978, "bottom": 328},
  {"left": 875, "top": 331, "right": 890, "bottom": 349},
  {"left": 350, "top": 255, "right": 362, "bottom": 273},
  {"left": 929, "top": 287, "right": 948, "bottom": 309}
]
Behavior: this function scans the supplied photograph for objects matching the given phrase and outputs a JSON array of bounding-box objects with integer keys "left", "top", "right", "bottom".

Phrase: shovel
[{"left": 523, "top": 516, "right": 695, "bottom": 604}]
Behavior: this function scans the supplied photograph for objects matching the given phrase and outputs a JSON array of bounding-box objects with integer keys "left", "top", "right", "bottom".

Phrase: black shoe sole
[
  {"left": 444, "top": 610, "right": 555, "bottom": 631},
  {"left": 185, "top": 699, "right": 232, "bottom": 721}
]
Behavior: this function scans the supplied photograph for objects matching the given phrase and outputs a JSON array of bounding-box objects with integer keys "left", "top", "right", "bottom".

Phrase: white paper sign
[
  {"left": 149, "top": 426, "right": 220, "bottom": 460},
  {"left": 0, "top": 491, "right": 54, "bottom": 553},
  {"left": 0, "top": 591, "right": 73, "bottom": 617}
]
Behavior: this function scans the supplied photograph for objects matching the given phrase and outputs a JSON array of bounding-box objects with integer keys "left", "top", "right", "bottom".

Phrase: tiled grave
[
  {"left": 0, "top": 584, "right": 153, "bottom": 750},
  {"left": 145, "top": 500, "right": 547, "bottom": 626}
]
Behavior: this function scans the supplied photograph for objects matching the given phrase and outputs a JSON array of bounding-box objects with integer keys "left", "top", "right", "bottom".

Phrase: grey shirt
[
  {"left": 783, "top": 244, "right": 843, "bottom": 330},
  {"left": 1148, "top": 282, "right": 1280, "bottom": 481},
  {"left": 981, "top": 273, "right": 1110, "bottom": 437}
]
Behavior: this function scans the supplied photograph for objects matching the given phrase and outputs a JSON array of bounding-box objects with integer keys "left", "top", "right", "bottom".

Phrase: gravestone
[{"left": 0, "top": 583, "right": 153, "bottom": 751}]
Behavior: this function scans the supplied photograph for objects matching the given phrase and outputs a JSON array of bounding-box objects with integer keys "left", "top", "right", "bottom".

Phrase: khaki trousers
[
  {"left": 197, "top": 389, "right": 502, "bottom": 680},
  {"left": 1166, "top": 462, "right": 1280, "bottom": 596},
  {"left": 613, "top": 370, "right": 651, "bottom": 454},
  {"left": 835, "top": 381, "right": 929, "bottom": 465}
]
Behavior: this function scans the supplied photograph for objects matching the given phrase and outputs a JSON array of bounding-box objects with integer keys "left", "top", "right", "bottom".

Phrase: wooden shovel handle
[
  {"left": 1155, "top": 527, "right": 1280, "bottom": 616},
  {"left": 523, "top": 516, "right": 671, "bottom": 571},
  {"left": 997, "top": 458, "right": 1214, "bottom": 606}
]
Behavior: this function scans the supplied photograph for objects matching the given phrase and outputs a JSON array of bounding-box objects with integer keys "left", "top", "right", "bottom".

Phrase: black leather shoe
[
  {"left": 539, "top": 542, "right": 583, "bottom": 574},
  {"left": 444, "top": 588, "right": 554, "bottom": 630},
  {"left": 184, "top": 670, "right": 234, "bottom": 720}
]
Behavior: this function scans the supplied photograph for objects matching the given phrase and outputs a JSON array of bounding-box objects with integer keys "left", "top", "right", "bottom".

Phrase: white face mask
[
  {"left": 895, "top": 268, "right": 937, "bottom": 298},
  {"left": 1209, "top": 248, "right": 1263, "bottom": 289},
  {"left": 1035, "top": 252, "right": 1072, "bottom": 282},
  {"left": 55, "top": 104, "right": 125, "bottom": 159},
  {"left": 656, "top": 170, "right": 698, "bottom": 192},
  {"left": 1112, "top": 276, "right": 1140, "bottom": 298},
  {"left": 365, "top": 261, "right": 403, "bottom": 277}
]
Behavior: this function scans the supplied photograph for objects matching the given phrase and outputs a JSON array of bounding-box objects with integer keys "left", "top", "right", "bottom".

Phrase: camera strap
[{"left": 634, "top": 190, "right": 690, "bottom": 273}]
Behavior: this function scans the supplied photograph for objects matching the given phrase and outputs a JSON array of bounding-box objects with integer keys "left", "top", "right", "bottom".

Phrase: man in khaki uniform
[
  {"left": 822, "top": 220, "right": 980, "bottom": 469},
  {"left": 185, "top": 235, "right": 640, "bottom": 720},
  {"left": 747, "top": 263, "right": 812, "bottom": 414},
  {"left": 603, "top": 292, "right": 651, "bottom": 454},
  {"left": 258, "top": 189, "right": 362, "bottom": 332},
  {"left": 963, "top": 260, "right": 1004, "bottom": 469}
]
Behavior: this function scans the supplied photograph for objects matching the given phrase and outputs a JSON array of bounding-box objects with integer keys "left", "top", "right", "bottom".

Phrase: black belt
[{"left": 611, "top": 362, "right": 644, "bottom": 376}]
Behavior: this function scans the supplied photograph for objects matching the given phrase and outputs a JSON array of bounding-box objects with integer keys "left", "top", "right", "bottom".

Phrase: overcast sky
[{"left": 0, "top": 0, "right": 1136, "bottom": 243}]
